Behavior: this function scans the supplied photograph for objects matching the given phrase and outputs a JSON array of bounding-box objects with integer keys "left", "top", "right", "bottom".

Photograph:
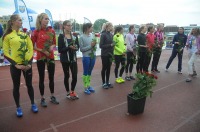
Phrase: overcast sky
[{"left": 0, "top": 0, "right": 200, "bottom": 26}]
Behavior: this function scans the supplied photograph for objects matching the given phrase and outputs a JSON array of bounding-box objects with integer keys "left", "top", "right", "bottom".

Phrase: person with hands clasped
[
  {"left": 165, "top": 27, "right": 187, "bottom": 74},
  {"left": 58, "top": 20, "right": 79, "bottom": 99},
  {"left": 99, "top": 22, "right": 114, "bottom": 89},
  {"left": 31, "top": 13, "right": 59, "bottom": 107},
  {"left": 2, "top": 14, "right": 38, "bottom": 117},
  {"left": 136, "top": 25, "right": 148, "bottom": 73},
  {"left": 113, "top": 26, "right": 126, "bottom": 84},
  {"left": 79, "top": 23, "right": 97, "bottom": 95}
]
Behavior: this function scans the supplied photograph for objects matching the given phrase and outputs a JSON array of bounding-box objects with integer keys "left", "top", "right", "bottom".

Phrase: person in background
[
  {"left": 79, "top": 23, "right": 96, "bottom": 95},
  {"left": 144, "top": 26, "right": 155, "bottom": 72},
  {"left": 58, "top": 20, "right": 79, "bottom": 99},
  {"left": 113, "top": 26, "right": 126, "bottom": 83},
  {"left": 99, "top": 22, "right": 114, "bottom": 89},
  {"left": 151, "top": 24, "right": 164, "bottom": 73},
  {"left": 0, "top": 23, "right": 3, "bottom": 38},
  {"left": 125, "top": 25, "right": 137, "bottom": 81},
  {"left": 185, "top": 28, "right": 200, "bottom": 82},
  {"left": 31, "top": 13, "right": 59, "bottom": 107},
  {"left": 136, "top": 25, "right": 148, "bottom": 73},
  {"left": 2, "top": 14, "right": 38, "bottom": 117},
  {"left": 165, "top": 27, "right": 187, "bottom": 74}
]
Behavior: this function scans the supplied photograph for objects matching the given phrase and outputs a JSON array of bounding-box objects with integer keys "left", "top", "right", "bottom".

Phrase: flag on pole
[
  {"left": 45, "top": 9, "right": 54, "bottom": 28},
  {"left": 84, "top": 17, "right": 91, "bottom": 23},
  {"left": 14, "top": 0, "right": 31, "bottom": 30}
]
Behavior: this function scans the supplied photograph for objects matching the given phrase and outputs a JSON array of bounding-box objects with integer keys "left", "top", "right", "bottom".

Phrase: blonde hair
[
  {"left": 35, "top": 13, "right": 48, "bottom": 30},
  {"left": 105, "top": 22, "right": 113, "bottom": 31},
  {"left": 101, "top": 23, "right": 106, "bottom": 32},
  {"left": 2, "top": 14, "right": 19, "bottom": 40}
]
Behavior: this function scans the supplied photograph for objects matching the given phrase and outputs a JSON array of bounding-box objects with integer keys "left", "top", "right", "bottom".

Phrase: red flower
[
  {"left": 48, "top": 26, "right": 52, "bottom": 29},
  {"left": 23, "top": 28, "right": 27, "bottom": 33},
  {"left": 72, "top": 32, "right": 78, "bottom": 36},
  {"left": 154, "top": 75, "right": 158, "bottom": 79},
  {"left": 95, "top": 33, "right": 100, "bottom": 37}
]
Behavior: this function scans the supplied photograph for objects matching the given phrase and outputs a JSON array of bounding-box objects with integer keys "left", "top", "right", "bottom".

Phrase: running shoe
[
  {"left": 16, "top": 107, "right": 23, "bottom": 117},
  {"left": 50, "top": 96, "right": 59, "bottom": 104}
]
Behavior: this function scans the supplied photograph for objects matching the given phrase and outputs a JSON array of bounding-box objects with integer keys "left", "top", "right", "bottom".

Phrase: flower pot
[{"left": 127, "top": 93, "right": 146, "bottom": 115}]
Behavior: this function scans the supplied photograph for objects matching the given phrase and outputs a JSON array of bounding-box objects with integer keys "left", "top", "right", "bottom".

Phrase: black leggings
[
  {"left": 61, "top": 62, "right": 77, "bottom": 92},
  {"left": 151, "top": 48, "right": 162, "bottom": 71},
  {"left": 125, "top": 52, "right": 135, "bottom": 74},
  {"left": 101, "top": 56, "right": 112, "bottom": 84},
  {"left": 37, "top": 59, "right": 55, "bottom": 96},
  {"left": 136, "top": 51, "right": 147, "bottom": 73},
  {"left": 114, "top": 55, "right": 125, "bottom": 78},
  {"left": 10, "top": 65, "right": 34, "bottom": 107}
]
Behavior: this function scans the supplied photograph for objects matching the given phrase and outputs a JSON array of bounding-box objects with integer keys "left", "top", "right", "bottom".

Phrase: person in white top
[
  {"left": 125, "top": 25, "right": 137, "bottom": 81},
  {"left": 185, "top": 28, "right": 200, "bottom": 82}
]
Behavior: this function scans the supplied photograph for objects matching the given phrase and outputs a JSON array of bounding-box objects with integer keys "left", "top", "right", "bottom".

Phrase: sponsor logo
[{"left": 19, "top": 6, "right": 25, "bottom": 13}]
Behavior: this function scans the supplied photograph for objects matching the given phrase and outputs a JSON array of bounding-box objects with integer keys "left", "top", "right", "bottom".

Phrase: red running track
[{"left": 0, "top": 49, "right": 200, "bottom": 132}]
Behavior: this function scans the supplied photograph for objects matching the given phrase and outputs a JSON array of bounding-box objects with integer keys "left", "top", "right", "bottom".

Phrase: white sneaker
[
  {"left": 178, "top": 71, "right": 182, "bottom": 74},
  {"left": 165, "top": 68, "right": 168, "bottom": 72}
]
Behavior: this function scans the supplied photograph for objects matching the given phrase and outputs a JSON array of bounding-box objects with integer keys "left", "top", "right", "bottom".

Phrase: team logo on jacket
[{"left": 19, "top": 6, "right": 25, "bottom": 13}]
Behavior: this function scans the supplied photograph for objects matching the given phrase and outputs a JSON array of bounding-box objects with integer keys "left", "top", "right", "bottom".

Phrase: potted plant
[{"left": 127, "top": 72, "right": 158, "bottom": 115}]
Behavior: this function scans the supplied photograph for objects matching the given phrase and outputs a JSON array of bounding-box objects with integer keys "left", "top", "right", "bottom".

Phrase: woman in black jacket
[
  {"left": 99, "top": 22, "right": 114, "bottom": 89},
  {"left": 58, "top": 20, "right": 79, "bottom": 99}
]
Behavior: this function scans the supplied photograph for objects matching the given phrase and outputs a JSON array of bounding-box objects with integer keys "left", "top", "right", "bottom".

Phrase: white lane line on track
[
  {"left": 50, "top": 124, "right": 58, "bottom": 132},
  {"left": 39, "top": 79, "right": 186, "bottom": 132},
  {"left": 170, "top": 110, "right": 200, "bottom": 132},
  {"left": 39, "top": 102, "right": 127, "bottom": 132}
]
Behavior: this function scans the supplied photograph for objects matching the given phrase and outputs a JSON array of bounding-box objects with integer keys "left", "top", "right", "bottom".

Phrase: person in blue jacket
[{"left": 165, "top": 27, "right": 187, "bottom": 74}]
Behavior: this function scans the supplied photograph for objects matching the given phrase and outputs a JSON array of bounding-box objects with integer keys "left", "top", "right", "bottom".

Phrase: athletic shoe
[
  {"left": 102, "top": 83, "right": 109, "bottom": 89},
  {"left": 88, "top": 87, "right": 95, "bottom": 93},
  {"left": 178, "top": 71, "right": 182, "bottom": 74},
  {"left": 165, "top": 68, "right": 168, "bottom": 72},
  {"left": 50, "top": 96, "right": 59, "bottom": 104},
  {"left": 16, "top": 107, "right": 23, "bottom": 117},
  {"left": 119, "top": 77, "right": 125, "bottom": 83},
  {"left": 155, "top": 70, "right": 160, "bottom": 73},
  {"left": 107, "top": 83, "right": 113, "bottom": 88},
  {"left": 125, "top": 76, "right": 131, "bottom": 81},
  {"left": 115, "top": 78, "right": 121, "bottom": 83},
  {"left": 31, "top": 104, "right": 38, "bottom": 113},
  {"left": 70, "top": 91, "right": 79, "bottom": 99},
  {"left": 84, "top": 89, "right": 91, "bottom": 95},
  {"left": 186, "top": 78, "right": 192, "bottom": 82},
  {"left": 66, "top": 93, "right": 71, "bottom": 99},
  {"left": 41, "top": 98, "right": 47, "bottom": 107},
  {"left": 192, "top": 71, "right": 197, "bottom": 77},
  {"left": 129, "top": 76, "right": 135, "bottom": 80}
]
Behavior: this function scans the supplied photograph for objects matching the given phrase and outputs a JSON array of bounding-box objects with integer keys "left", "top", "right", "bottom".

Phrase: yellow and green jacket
[
  {"left": 3, "top": 30, "right": 33, "bottom": 65},
  {"left": 113, "top": 33, "right": 126, "bottom": 55}
]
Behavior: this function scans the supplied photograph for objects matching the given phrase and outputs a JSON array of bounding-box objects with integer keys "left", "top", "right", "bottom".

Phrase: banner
[
  {"left": 45, "top": 9, "right": 53, "bottom": 27},
  {"left": 14, "top": 0, "right": 31, "bottom": 30}
]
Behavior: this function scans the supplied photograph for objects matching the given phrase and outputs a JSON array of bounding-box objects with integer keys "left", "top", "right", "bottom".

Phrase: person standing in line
[
  {"left": 144, "top": 26, "right": 155, "bottom": 72},
  {"left": 165, "top": 27, "right": 187, "bottom": 74},
  {"left": 125, "top": 25, "right": 137, "bottom": 81},
  {"left": 58, "top": 20, "right": 79, "bottom": 99},
  {"left": 3, "top": 14, "right": 38, "bottom": 117},
  {"left": 136, "top": 25, "right": 148, "bottom": 73},
  {"left": 113, "top": 26, "right": 126, "bottom": 83},
  {"left": 31, "top": 13, "right": 59, "bottom": 107},
  {"left": 151, "top": 24, "right": 164, "bottom": 73},
  {"left": 99, "top": 22, "right": 114, "bottom": 89},
  {"left": 79, "top": 23, "right": 96, "bottom": 95},
  {"left": 185, "top": 28, "right": 200, "bottom": 82}
]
